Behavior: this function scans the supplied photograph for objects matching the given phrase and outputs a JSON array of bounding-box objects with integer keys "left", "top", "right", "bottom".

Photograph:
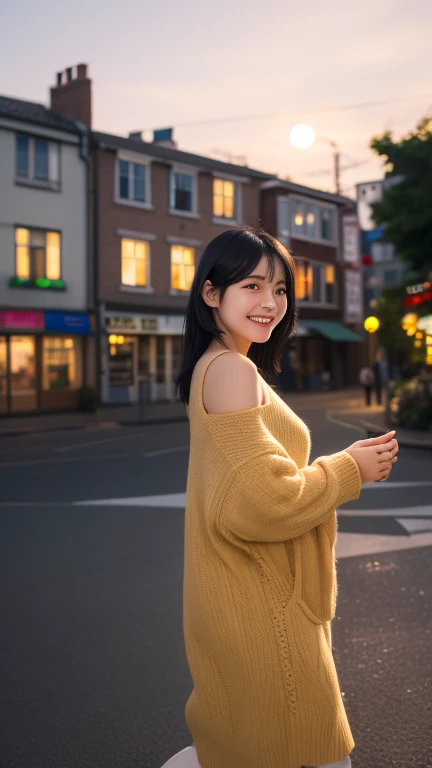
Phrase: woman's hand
[{"left": 344, "top": 430, "right": 399, "bottom": 484}]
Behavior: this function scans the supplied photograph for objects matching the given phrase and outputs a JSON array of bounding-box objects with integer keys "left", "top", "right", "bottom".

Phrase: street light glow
[{"left": 289, "top": 124, "right": 316, "bottom": 150}]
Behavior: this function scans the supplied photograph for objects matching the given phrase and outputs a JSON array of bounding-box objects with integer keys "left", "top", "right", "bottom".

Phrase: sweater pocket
[{"left": 296, "top": 513, "right": 338, "bottom": 625}]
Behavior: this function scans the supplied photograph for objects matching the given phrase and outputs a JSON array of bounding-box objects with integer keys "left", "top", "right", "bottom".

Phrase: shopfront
[
  {"left": 0, "top": 310, "right": 91, "bottom": 415},
  {"left": 102, "top": 311, "right": 184, "bottom": 405}
]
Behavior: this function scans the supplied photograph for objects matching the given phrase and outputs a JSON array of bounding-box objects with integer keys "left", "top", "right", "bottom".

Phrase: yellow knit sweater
[{"left": 183, "top": 346, "right": 362, "bottom": 768}]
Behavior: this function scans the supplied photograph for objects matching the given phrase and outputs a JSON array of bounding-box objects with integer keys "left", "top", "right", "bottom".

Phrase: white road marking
[
  {"left": 339, "top": 505, "right": 432, "bottom": 517},
  {"left": 325, "top": 411, "right": 365, "bottom": 433},
  {"left": 362, "top": 481, "right": 432, "bottom": 489},
  {"left": 396, "top": 518, "right": 432, "bottom": 534},
  {"left": 336, "top": 531, "right": 432, "bottom": 558},
  {"left": 74, "top": 492, "right": 187, "bottom": 507}
]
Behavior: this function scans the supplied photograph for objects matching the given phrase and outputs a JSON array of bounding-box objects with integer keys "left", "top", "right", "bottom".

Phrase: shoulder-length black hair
[{"left": 175, "top": 226, "right": 297, "bottom": 404}]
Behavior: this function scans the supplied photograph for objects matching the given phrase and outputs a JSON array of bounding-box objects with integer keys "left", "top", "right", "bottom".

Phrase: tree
[
  {"left": 376, "top": 285, "right": 413, "bottom": 369},
  {"left": 369, "top": 118, "right": 432, "bottom": 279}
]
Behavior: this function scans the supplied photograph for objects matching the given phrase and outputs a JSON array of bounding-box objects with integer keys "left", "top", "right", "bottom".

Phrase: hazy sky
[{"left": 2, "top": 0, "right": 431, "bottom": 198}]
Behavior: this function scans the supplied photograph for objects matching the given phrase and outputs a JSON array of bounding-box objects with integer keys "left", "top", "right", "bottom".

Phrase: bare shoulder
[{"left": 203, "top": 351, "right": 262, "bottom": 414}]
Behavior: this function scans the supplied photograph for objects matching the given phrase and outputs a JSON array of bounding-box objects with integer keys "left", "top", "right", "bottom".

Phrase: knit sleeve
[{"left": 219, "top": 447, "right": 361, "bottom": 543}]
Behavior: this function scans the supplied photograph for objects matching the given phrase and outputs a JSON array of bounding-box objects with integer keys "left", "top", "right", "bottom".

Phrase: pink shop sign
[{"left": 0, "top": 310, "right": 45, "bottom": 329}]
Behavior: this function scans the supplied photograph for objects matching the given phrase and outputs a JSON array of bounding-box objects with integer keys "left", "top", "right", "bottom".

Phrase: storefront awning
[{"left": 299, "top": 320, "right": 364, "bottom": 342}]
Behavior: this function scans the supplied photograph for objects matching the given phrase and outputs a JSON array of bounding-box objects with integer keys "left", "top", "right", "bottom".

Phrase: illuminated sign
[{"left": 0, "top": 310, "right": 44, "bottom": 329}]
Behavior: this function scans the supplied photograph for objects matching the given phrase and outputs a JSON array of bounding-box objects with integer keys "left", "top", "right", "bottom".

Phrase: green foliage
[
  {"left": 387, "top": 376, "right": 432, "bottom": 431},
  {"left": 369, "top": 118, "right": 432, "bottom": 278},
  {"left": 376, "top": 285, "right": 413, "bottom": 365}
]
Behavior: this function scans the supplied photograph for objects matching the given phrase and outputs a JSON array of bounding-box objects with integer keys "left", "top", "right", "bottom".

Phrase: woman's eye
[{"left": 245, "top": 284, "right": 286, "bottom": 295}]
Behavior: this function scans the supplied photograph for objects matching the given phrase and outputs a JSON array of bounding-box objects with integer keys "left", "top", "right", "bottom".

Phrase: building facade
[
  {"left": 261, "top": 180, "right": 364, "bottom": 391},
  {"left": 0, "top": 83, "right": 94, "bottom": 416},
  {"left": 91, "top": 130, "right": 271, "bottom": 404}
]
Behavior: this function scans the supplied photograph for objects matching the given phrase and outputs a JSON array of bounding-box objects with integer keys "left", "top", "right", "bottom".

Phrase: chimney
[
  {"left": 50, "top": 64, "right": 92, "bottom": 127},
  {"left": 152, "top": 127, "right": 177, "bottom": 149}
]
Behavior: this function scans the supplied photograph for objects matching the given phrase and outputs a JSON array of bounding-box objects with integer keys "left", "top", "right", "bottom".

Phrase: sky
[{"left": 2, "top": 0, "right": 432, "bottom": 199}]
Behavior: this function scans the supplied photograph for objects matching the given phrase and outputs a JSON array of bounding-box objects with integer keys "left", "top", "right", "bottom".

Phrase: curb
[
  {"left": 0, "top": 415, "right": 189, "bottom": 439},
  {"left": 359, "top": 419, "right": 432, "bottom": 450}
]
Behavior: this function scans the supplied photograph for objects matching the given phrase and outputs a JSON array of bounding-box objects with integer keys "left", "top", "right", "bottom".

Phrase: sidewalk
[{"left": 1, "top": 386, "right": 431, "bottom": 448}]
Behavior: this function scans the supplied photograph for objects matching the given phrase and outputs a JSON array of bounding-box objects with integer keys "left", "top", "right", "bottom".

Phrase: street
[{"left": 1, "top": 399, "right": 431, "bottom": 768}]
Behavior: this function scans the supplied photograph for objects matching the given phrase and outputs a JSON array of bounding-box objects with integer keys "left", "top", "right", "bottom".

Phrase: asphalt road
[{"left": 0, "top": 403, "right": 431, "bottom": 768}]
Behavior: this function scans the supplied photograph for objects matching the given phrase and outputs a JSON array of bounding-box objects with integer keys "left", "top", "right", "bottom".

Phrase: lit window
[
  {"left": 293, "top": 201, "right": 305, "bottom": 234},
  {"left": 15, "top": 135, "right": 59, "bottom": 186},
  {"left": 42, "top": 336, "right": 82, "bottom": 390},
  {"left": 118, "top": 160, "right": 146, "bottom": 203},
  {"left": 170, "top": 172, "right": 194, "bottom": 212},
  {"left": 171, "top": 245, "right": 195, "bottom": 291},
  {"left": 121, "top": 239, "right": 149, "bottom": 287},
  {"left": 14, "top": 228, "right": 61, "bottom": 281},
  {"left": 305, "top": 207, "right": 316, "bottom": 238},
  {"left": 213, "top": 179, "right": 235, "bottom": 219}
]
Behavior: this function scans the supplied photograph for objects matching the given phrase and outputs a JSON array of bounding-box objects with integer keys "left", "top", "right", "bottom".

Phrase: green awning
[{"left": 299, "top": 320, "right": 363, "bottom": 342}]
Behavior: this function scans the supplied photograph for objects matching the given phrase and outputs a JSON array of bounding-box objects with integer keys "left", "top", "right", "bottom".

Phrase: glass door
[{"left": 10, "top": 336, "right": 37, "bottom": 412}]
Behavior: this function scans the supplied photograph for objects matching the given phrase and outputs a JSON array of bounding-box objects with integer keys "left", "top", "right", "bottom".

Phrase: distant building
[
  {"left": 356, "top": 179, "right": 408, "bottom": 313},
  {"left": 261, "top": 180, "right": 363, "bottom": 391},
  {"left": 0, "top": 74, "right": 94, "bottom": 416}
]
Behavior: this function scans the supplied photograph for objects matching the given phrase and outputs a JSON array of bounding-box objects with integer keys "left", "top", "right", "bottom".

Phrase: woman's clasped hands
[{"left": 344, "top": 430, "right": 399, "bottom": 484}]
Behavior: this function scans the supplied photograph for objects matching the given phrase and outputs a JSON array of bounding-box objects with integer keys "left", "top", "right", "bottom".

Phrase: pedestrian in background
[
  {"left": 359, "top": 364, "right": 375, "bottom": 406},
  {"left": 176, "top": 227, "right": 398, "bottom": 768}
]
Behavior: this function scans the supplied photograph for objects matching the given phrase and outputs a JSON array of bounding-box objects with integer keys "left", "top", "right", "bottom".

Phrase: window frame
[
  {"left": 168, "top": 164, "right": 200, "bottom": 219},
  {"left": 167, "top": 237, "right": 198, "bottom": 294},
  {"left": 15, "top": 133, "right": 61, "bottom": 191},
  {"left": 14, "top": 226, "right": 62, "bottom": 282},
  {"left": 212, "top": 171, "right": 243, "bottom": 226},
  {"left": 295, "top": 257, "right": 337, "bottom": 307},
  {"left": 114, "top": 151, "right": 153, "bottom": 210},
  {"left": 118, "top": 229, "right": 155, "bottom": 294},
  {"left": 290, "top": 195, "right": 337, "bottom": 246}
]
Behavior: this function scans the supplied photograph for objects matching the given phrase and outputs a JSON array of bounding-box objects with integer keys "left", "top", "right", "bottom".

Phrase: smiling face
[{"left": 202, "top": 253, "right": 288, "bottom": 356}]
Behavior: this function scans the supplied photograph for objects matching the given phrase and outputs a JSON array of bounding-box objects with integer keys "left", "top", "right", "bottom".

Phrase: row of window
[
  {"left": 291, "top": 200, "right": 334, "bottom": 243},
  {"left": 15, "top": 135, "right": 239, "bottom": 222},
  {"left": 295, "top": 259, "right": 336, "bottom": 305},
  {"left": 11, "top": 227, "right": 338, "bottom": 303},
  {"left": 118, "top": 158, "right": 237, "bottom": 220}
]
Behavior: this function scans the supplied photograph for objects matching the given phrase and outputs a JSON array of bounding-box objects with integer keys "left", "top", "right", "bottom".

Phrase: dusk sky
[{"left": 2, "top": 0, "right": 431, "bottom": 199}]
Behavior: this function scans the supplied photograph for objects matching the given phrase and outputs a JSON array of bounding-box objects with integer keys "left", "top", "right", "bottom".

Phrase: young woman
[{"left": 176, "top": 227, "right": 398, "bottom": 768}]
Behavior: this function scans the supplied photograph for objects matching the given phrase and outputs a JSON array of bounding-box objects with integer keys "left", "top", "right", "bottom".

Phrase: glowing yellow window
[
  {"left": 295, "top": 261, "right": 307, "bottom": 300},
  {"left": 325, "top": 264, "right": 335, "bottom": 283},
  {"left": 213, "top": 178, "right": 235, "bottom": 218},
  {"left": 171, "top": 245, "right": 195, "bottom": 291},
  {"left": 121, "top": 239, "right": 148, "bottom": 287},
  {"left": 15, "top": 228, "right": 30, "bottom": 278},
  {"left": 46, "top": 232, "right": 61, "bottom": 279}
]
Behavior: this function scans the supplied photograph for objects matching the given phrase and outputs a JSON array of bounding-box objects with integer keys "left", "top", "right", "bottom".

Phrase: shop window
[
  {"left": 10, "top": 336, "right": 37, "bottom": 412},
  {"left": 42, "top": 337, "right": 82, "bottom": 390},
  {"left": 171, "top": 245, "right": 195, "bottom": 291},
  {"left": 109, "top": 336, "right": 134, "bottom": 386},
  {"left": 121, "top": 239, "right": 149, "bottom": 287},
  {"left": 138, "top": 336, "right": 151, "bottom": 377},
  {"left": 156, "top": 336, "right": 165, "bottom": 384},
  {"left": 15, "top": 228, "right": 61, "bottom": 281},
  {"left": 213, "top": 179, "right": 236, "bottom": 219}
]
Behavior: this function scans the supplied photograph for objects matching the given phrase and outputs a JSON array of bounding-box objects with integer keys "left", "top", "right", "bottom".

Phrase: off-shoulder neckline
[{"left": 197, "top": 348, "right": 275, "bottom": 419}]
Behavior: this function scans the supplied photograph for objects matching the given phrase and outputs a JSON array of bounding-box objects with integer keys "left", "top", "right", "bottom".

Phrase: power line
[{"left": 149, "top": 91, "right": 432, "bottom": 132}]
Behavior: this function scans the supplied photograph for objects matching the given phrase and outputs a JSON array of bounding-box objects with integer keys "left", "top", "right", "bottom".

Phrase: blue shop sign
[{"left": 44, "top": 311, "right": 90, "bottom": 334}]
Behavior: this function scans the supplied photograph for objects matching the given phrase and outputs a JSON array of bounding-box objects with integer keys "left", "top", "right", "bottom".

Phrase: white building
[{"left": 0, "top": 91, "right": 93, "bottom": 414}]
